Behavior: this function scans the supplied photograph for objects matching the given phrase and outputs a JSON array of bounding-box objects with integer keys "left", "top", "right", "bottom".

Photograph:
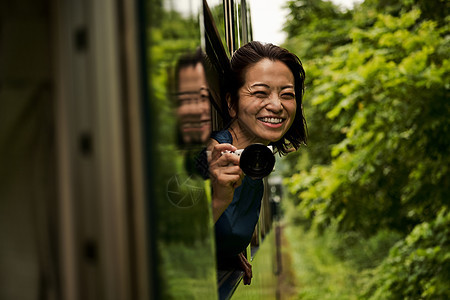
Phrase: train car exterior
[{"left": 0, "top": 0, "right": 281, "bottom": 299}]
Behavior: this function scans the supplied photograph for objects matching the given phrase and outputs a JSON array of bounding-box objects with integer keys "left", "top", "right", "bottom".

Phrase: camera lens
[{"left": 240, "top": 144, "right": 275, "bottom": 179}]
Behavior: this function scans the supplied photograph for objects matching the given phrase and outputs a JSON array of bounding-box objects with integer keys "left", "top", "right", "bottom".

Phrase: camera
[{"left": 223, "top": 144, "right": 275, "bottom": 179}]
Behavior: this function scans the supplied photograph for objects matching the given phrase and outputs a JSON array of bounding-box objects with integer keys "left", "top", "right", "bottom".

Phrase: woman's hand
[
  {"left": 209, "top": 141, "right": 244, "bottom": 222},
  {"left": 238, "top": 252, "right": 252, "bottom": 285}
]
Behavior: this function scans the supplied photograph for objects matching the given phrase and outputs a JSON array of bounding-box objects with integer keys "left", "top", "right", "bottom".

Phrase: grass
[{"left": 281, "top": 221, "right": 362, "bottom": 300}]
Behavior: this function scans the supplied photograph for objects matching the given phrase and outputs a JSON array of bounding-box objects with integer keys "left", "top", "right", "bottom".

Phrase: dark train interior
[{"left": 1, "top": 0, "right": 282, "bottom": 299}]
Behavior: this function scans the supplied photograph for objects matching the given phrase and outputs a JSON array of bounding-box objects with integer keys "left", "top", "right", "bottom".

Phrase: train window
[
  {"left": 143, "top": 0, "right": 279, "bottom": 298},
  {"left": 237, "top": 0, "right": 253, "bottom": 45},
  {"left": 233, "top": 0, "right": 249, "bottom": 48},
  {"left": 205, "top": 0, "right": 229, "bottom": 57},
  {"left": 142, "top": 0, "right": 218, "bottom": 298},
  {"left": 218, "top": 0, "right": 252, "bottom": 53}
]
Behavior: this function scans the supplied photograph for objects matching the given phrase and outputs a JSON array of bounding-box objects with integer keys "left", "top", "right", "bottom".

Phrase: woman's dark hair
[
  {"left": 228, "top": 41, "right": 307, "bottom": 155},
  {"left": 174, "top": 47, "right": 205, "bottom": 92}
]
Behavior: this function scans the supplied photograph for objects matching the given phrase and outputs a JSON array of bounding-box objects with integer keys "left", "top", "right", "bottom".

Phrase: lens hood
[{"left": 240, "top": 144, "right": 275, "bottom": 179}]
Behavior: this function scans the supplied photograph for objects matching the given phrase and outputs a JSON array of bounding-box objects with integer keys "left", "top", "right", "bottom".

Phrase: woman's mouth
[{"left": 257, "top": 117, "right": 285, "bottom": 128}]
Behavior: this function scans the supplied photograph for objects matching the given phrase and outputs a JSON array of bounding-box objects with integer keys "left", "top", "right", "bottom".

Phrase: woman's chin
[{"left": 257, "top": 135, "right": 283, "bottom": 145}]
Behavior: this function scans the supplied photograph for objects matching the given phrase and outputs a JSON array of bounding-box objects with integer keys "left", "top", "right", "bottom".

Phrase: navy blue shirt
[{"left": 212, "top": 130, "right": 264, "bottom": 258}]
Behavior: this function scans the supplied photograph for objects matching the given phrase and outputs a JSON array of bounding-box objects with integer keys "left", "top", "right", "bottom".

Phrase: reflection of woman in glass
[
  {"left": 175, "top": 49, "right": 211, "bottom": 146},
  {"left": 208, "top": 41, "right": 306, "bottom": 284}
]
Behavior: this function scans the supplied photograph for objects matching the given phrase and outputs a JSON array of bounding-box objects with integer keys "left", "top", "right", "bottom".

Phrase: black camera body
[{"left": 225, "top": 144, "right": 275, "bottom": 179}]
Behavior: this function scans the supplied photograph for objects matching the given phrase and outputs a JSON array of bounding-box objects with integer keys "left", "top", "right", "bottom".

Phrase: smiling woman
[
  {"left": 229, "top": 59, "right": 297, "bottom": 147},
  {"left": 1, "top": 0, "right": 304, "bottom": 299},
  {"left": 208, "top": 41, "right": 307, "bottom": 286},
  {"left": 226, "top": 41, "right": 307, "bottom": 153}
]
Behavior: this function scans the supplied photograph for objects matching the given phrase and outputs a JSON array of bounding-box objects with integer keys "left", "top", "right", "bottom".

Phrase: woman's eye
[
  {"left": 281, "top": 93, "right": 295, "bottom": 100},
  {"left": 253, "top": 91, "right": 268, "bottom": 98},
  {"left": 200, "top": 94, "right": 209, "bottom": 103}
]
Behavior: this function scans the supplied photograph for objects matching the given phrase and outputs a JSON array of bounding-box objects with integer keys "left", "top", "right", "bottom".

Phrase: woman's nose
[{"left": 265, "top": 95, "right": 283, "bottom": 113}]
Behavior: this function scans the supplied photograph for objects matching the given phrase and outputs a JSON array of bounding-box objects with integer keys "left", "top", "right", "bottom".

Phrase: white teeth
[{"left": 260, "top": 117, "right": 283, "bottom": 124}]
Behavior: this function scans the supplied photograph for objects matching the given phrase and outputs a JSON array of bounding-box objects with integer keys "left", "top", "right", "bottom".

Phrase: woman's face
[
  {"left": 177, "top": 63, "right": 211, "bottom": 144},
  {"left": 232, "top": 59, "right": 296, "bottom": 145}
]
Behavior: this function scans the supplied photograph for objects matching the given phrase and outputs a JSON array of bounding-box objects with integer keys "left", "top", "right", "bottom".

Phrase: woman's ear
[{"left": 226, "top": 93, "right": 237, "bottom": 118}]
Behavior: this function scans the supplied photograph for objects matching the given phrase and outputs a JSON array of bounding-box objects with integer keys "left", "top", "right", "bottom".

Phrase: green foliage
[
  {"left": 282, "top": 0, "right": 450, "bottom": 298},
  {"left": 361, "top": 207, "right": 450, "bottom": 299},
  {"left": 363, "top": 0, "right": 449, "bottom": 25},
  {"left": 281, "top": 0, "right": 355, "bottom": 170},
  {"left": 286, "top": 3, "right": 450, "bottom": 235},
  {"left": 284, "top": 0, "right": 353, "bottom": 60}
]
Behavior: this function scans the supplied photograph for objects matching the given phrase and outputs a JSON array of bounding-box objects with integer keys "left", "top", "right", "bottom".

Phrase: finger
[
  {"left": 216, "top": 165, "right": 242, "bottom": 176},
  {"left": 211, "top": 154, "right": 240, "bottom": 170},
  {"left": 244, "top": 273, "right": 251, "bottom": 285},
  {"left": 210, "top": 163, "right": 241, "bottom": 176},
  {"left": 221, "top": 152, "right": 240, "bottom": 166},
  {"left": 211, "top": 143, "right": 237, "bottom": 161},
  {"left": 238, "top": 254, "right": 252, "bottom": 285},
  {"left": 211, "top": 173, "right": 241, "bottom": 186},
  {"left": 211, "top": 165, "right": 242, "bottom": 187},
  {"left": 238, "top": 254, "right": 252, "bottom": 275},
  {"left": 239, "top": 253, "right": 252, "bottom": 277},
  {"left": 243, "top": 257, "right": 252, "bottom": 269}
]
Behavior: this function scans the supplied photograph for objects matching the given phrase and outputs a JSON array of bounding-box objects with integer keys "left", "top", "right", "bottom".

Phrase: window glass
[
  {"left": 144, "top": 0, "right": 217, "bottom": 298},
  {"left": 233, "top": 0, "right": 241, "bottom": 48},
  {"left": 233, "top": 0, "right": 252, "bottom": 48},
  {"left": 206, "top": 0, "right": 229, "bottom": 56}
]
